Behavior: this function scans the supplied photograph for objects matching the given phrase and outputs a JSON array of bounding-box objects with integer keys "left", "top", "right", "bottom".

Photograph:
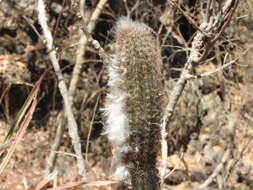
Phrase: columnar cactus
[{"left": 104, "top": 17, "right": 164, "bottom": 190}]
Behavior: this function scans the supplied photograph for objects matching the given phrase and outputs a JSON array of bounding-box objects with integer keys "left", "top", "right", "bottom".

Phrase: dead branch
[
  {"left": 198, "top": 148, "right": 231, "bottom": 189},
  {"left": 69, "top": 0, "right": 108, "bottom": 95},
  {"left": 160, "top": 0, "right": 239, "bottom": 186},
  {"left": 45, "top": 0, "right": 108, "bottom": 177},
  {"left": 37, "top": 0, "right": 88, "bottom": 182},
  {"left": 197, "top": 111, "right": 239, "bottom": 189},
  {"left": 185, "top": 45, "right": 253, "bottom": 80}
]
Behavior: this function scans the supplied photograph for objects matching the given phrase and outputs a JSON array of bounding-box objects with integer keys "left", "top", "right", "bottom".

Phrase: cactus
[{"left": 104, "top": 17, "right": 164, "bottom": 190}]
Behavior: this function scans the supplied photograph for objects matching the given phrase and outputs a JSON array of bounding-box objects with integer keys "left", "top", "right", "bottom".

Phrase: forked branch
[{"left": 160, "top": 0, "right": 239, "bottom": 186}]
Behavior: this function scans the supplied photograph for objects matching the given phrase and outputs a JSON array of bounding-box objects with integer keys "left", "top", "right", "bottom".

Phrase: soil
[{"left": 0, "top": 0, "right": 253, "bottom": 190}]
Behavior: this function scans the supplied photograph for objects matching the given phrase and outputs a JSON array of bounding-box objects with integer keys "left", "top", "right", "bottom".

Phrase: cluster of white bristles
[
  {"left": 114, "top": 17, "right": 150, "bottom": 39},
  {"left": 104, "top": 52, "right": 130, "bottom": 181},
  {"left": 104, "top": 18, "right": 131, "bottom": 181}
]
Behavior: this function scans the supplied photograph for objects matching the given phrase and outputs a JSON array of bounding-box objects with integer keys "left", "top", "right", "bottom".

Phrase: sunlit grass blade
[{"left": 0, "top": 71, "right": 46, "bottom": 175}]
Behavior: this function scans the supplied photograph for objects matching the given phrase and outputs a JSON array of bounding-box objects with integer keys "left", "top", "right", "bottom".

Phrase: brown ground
[{"left": 0, "top": 0, "right": 253, "bottom": 190}]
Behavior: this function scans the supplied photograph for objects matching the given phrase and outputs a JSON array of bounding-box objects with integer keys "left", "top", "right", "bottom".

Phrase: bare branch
[
  {"left": 69, "top": 0, "right": 108, "bottom": 95},
  {"left": 45, "top": 112, "right": 65, "bottom": 174},
  {"left": 45, "top": 0, "right": 108, "bottom": 179},
  {"left": 198, "top": 149, "right": 231, "bottom": 189},
  {"left": 197, "top": 111, "right": 238, "bottom": 189},
  {"left": 160, "top": 0, "right": 239, "bottom": 186},
  {"left": 37, "top": 0, "right": 88, "bottom": 182},
  {"left": 185, "top": 45, "right": 253, "bottom": 80}
]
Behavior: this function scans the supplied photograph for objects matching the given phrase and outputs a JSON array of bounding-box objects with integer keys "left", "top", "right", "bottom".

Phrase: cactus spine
[{"left": 105, "top": 17, "right": 164, "bottom": 190}]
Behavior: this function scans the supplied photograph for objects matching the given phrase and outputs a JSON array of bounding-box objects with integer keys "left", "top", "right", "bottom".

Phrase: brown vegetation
[{"left": 0, "top": 0, "right": 252, "bottom": 190}]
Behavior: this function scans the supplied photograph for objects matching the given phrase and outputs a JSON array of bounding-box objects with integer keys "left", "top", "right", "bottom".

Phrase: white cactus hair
[
  {"left": 104, "top": 55, "right": 130, "bottom": 146},
  {"left": 104, "top": 54, "right": 130, "bottom": 181},
  {"left": 114, "top": 16, "right": 151, "bottom": 38},
  {"left": 114, "top": 164, "right": 130, "bottom": 181}
]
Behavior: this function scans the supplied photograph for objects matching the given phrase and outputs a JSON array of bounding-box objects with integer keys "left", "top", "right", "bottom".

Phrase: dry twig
[
  {"left": 185, "top": 45, "right": 253, "bottom": 80},
  {"left": 45, "top": 0, "right": 108, "bottom": 176},
  {"left": 198, "top": 149, "right": 231, "bottom": 189},
  {"left": 37, "top": 0, "right": 88, "bottom": 182},
  {"left": 69, "top": 0, "right": 108, "bottom": 94},
  {"left": 197, "top": 111, "right": 238, "bottom": 189},
  {"left": 160, "top": 0, "right": 239, "bottom": 186}
]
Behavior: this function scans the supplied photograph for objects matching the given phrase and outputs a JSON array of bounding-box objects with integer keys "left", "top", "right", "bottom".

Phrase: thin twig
[
  {"left": 164, "top": 153, "right": 184, "bottom": 179},
  {"left": 160, "top": 0, "right": 239, "bottom": 186},
  {"left": 224, "top": 137, "right": 252, "bottom": 184},
  {"left": 85, "top": 94, "right": 100, "bottom": 161},
  {"left": 185, "top": 45, "right": 253, "bottom": 80},
  {"left": 197, "top": 111, "right": 238, "bottom": 189},
  {"left": 69, "top": 0, "right": 108, "bottom": 95},
  {"left": 198, "top": 149, "right": 231, "bottom": 189},
  {"left": 160, "top": 47, "right": 194, "bottom": 185},
  {"left": 22, "top": 15, "right": 44, "bottom": 42},
  {"left": 160, "top": 20, "right": 211, "bottom": 184},
  {"left": 45, "top": 0, "right": 108, "bottom": 177},
  {"left": 45, "top": 111, "right": 65, "bottom": 174},
  {"left": 80, "top": 0, "right": 87, "bottom": 24},
  {"left": 37, "top": 0, "right": 88, "bottom": 182},
  {"left": 169, "top": 0, "right": 209, "bottom": 36}
]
